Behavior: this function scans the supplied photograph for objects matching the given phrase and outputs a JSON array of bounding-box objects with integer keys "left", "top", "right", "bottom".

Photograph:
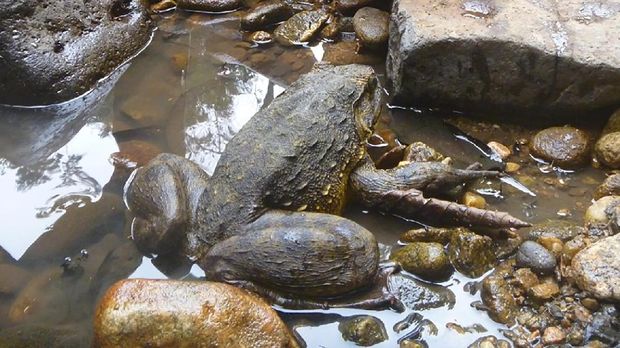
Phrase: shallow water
[{"left": 0, "top": 11, "right": 608, "bottom": 347}]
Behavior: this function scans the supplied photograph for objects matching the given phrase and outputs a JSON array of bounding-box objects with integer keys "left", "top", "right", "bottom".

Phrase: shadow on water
[{"left": 0, "top": 10, "right": 610, "bottom": 348}]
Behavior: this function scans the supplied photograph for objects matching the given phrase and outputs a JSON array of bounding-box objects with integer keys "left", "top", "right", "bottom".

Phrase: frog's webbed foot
[
  {"left": 350, "top": 159, "right": 529, "bottom": 229},
  {"left": 125, "top": 153, "right": 209, "bottom": 255}
]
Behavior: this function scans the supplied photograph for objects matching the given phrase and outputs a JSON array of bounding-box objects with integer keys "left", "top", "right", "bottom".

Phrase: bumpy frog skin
[{"left": 126, "top": 64, "right": 528, "bottom": 309}]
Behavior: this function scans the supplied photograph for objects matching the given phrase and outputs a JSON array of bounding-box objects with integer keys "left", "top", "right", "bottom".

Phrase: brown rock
[
  {"left": 461, "top": 191, "right": 486, "bottom": 209},
  {"left": 595, "top": 132, "right": 620, "bottom": 169},
  {"left": 530, "top": 126, "right": 592, "bottom": 169},
  {"left": 593, "top": 174, "right": 620, "bottom": 200},
  {"left": 542, "top": 326, "right": 566, "bottom": 345},
  {"left": 353, "top": 7, "right": 389, "bottom": 51},
  {"left": 487, "top": 141, "right": 512, "bottom": 160},
  {"left": 572, "top": 234, "right": 620, "bottom": 301},
  {"left": 176, "top": 0, "right": 242, "bottom": 12},
  {"left": 528, "top": 281, "right": 560, "bottom": 302},
  {"left": 93, "top": 279, "right": 299, "bottom": 347}
]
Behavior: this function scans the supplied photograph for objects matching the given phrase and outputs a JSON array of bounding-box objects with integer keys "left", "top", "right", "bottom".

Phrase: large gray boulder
[
  {"left": 0, "top": 0, "right": 153, "bottom": 106},
  {"left": 387, "top": 0, "right": 620, "bottom": 119}
]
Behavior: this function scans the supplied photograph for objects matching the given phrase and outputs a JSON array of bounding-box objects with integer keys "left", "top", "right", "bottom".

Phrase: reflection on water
[{"left": 0, "top": 10, "right": 607, "bottom": 348}]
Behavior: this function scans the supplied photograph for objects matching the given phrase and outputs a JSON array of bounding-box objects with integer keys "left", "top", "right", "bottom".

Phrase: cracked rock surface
[{"left": 387, "top": 0, "right": 620, "bottom": 119}]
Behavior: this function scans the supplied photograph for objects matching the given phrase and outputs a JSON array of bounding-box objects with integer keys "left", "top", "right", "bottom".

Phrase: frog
[{"left": 125, "top": 64, "right": 529, "bottom": 309}]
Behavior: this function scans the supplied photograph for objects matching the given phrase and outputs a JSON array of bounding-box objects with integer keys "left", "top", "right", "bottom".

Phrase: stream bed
[{"left": 0, "top": 11, "right": 611, "bottom": 347}]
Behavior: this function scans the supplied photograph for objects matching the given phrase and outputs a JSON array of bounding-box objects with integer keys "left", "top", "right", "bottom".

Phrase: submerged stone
[
  {"left": 388, "top": 273, "right": 455, "bottom": 311},
  {"left": 338, "top": 315, "right": 388, "bottom": 346},
  {"left": 0, "top": 0, "right": 153, "bottom": 105},
  {"left": 448, "top": 230, "right": 496, "bottom": 278},
  {"left": 390, "top": 242, "right": 452, "bottom": 281},
  {"left": 93, "top": 279, "right": 299, "bottom": 347},
  {"left": 387, "top": 0, "right": 620, "bottom": 119}
]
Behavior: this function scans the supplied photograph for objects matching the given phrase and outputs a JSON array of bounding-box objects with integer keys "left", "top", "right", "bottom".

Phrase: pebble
[
  {"left": 602, "top": 108, "right": 620, "bottom": 135},
  {"left": 528, "top": 281, "right": 560, "bottom": 302},
  {"left": 338, "top": 315, "right": 388, "bottom": 346},
  {"left": 240, "top": 0, "right": 294, "bottom": 31},
  {"left": 353, "top": 7, "right": 389, "bottom": 51},
  {"left": 537, "top": 236, "right": 563, "bottom": 258},
  {"left": 516, "top": 241, "right": 557, "bottom": 275},
  {"left": 390, "top": 242, "right": 452, "bottom": 281},
  {"left": 461, "top": 191, "right": 486, "bottom": 209},
  {"left": 176, "top": 0, "right": 242, "bottom": 12},
  {"left": 594, "top": 132, "right": 620, "bottom": 169},
  {"left": 448, "top": 230, "right": 496, "bottom": 278},
  {"left": 530, "top": 126, "right": 592, "bottom": 169},
  {"left": 542, "top": 326, "right": 566, "bottom": 345},
  {"left": 504, "top": 162, "right": 520, "bottom": 173},
  {"left": 487, "top": 141, "right": 512, "bottom": 160},
  {"left": 249, "top": 31, "right": 272, "bottom": 44},
  {"left": 593, "top": 174, "right": 620, "bottom": 200}
]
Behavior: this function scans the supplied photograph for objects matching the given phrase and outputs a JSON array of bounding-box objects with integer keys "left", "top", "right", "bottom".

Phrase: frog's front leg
[
  {"left": 350, "top": 158, "right": 530, "bottom": 229},
  {"left": 199, "top": 210, "right": 404, "bottom": 311},
  {"left": 125, "top": 153, "right": 209, "bottom": 256}
]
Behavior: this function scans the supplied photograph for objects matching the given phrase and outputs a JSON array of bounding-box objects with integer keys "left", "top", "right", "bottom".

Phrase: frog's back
[{"left": 196, "top": 65, "right": 380, "bottom": 242}]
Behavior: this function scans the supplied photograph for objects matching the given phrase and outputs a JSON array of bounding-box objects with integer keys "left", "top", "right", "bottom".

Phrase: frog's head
[
  {"left": 349, "top": 65, "right": 382, "bottom": 141},
  {"left": 313, "top": 64, "right": 382, "bottom": 141}
]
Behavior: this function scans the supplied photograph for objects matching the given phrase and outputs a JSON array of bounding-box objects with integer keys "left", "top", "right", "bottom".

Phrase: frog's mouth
[{"left": 354, "top": 74, "right": 382, "bottom": 142}]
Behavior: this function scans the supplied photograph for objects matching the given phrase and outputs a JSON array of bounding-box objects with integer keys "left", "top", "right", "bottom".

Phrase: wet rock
[
  {"left": 336, "top": 0, "right": 373, "bottom": 14},
  {"left": 481, "top": 273, "right": 517, "bottom": 325},
  {"left": 537, "top": 236, "right": 563, "bottom": 258},
  {"left": 176, "top": 0, "right": 242, "bottom": 12},
  {"left": 487, "top": 141, "right": 512, "bottom": 160},
  {"left": 461, "top": 191, "right": 486, "bottom": 209},
  {"left": 387, "top": 0, "right": 620, "bottom": 119},
  {"left": 274, "top": 10, "right": 330, "bottom": 46},
  {"left": 340, "top": 17, "right": 355, "bottom": 32},
  {"left": 504, "top": 162, "right": 520, "bottom": 173},
  {"left": 542, "top": 326, "right": 566, "bottom": 345},
  {"left": 493, "top": 237, "right": 522, "bottom": 260},
  {"left": 595, "top": 132, "right": 620, "bottom": 169},
  {"left": 320, "top": 16, "right": 343, "bottom": 41},
  {"left": 530, "top": 127, "right": 592, "bottom": 168},
  {"left": 602, "top": 108, "right": 620, "bottom": 135},
  {"left": 353, "top": 7, "right": 389, "bottom": 51},
  {"left": 400, "top": 340, "right": 427, "bottom": 348},
  {"left": 89, "top": 241, "right": 143, "bottom": 299},
  {"left": 585, "top": 304, "right": 620, "bottom": 345},
  {"left": 525, "top": 219, "right": 585, "bottom": 242},
  {"left": 572, "top": 234, "right": 620, "bottom": 301},
  {"left": 338, "top": 315, "right": 388, "bottom": 346},
  {"left": 528, "top": 281, "right": 560, "bottom": 302},
  {"left": 0, "top": 324, "right": 90, "bottom": 348},
  {"left": 240, "top": 1, "right": 295, "bottom": 31},
  {"left": 93, "top": 279, "right": 299, "bottom": 347},
  {"left": 151, "top": 0, "right": 177, "bottom": 13},
  {"left": 249, "top": 31, "right": 273, "bottom": 44},
  {"left": 0, "top": 264, "right": 31, "bottom": 295},
  {"left": 448, "top": 230, "right": 496, "bottom": 278},
  {"left": 400, "top": 227, "right": 454, "bottom": 245},
  {"left": 0, "top": 0, "right": 152, "bottom": 105},
  {"left": 390, "top": 242, "right": 452, "bottom": 281},
  {"left": 593, "top": 174, "right": 620, "bottom": 200},
  {"left": 584, "top": 195, "right": 620, "bottom": 235},
  {"left": 468, "top": 335, "right": 511, "bottom": 348},
  {"left": 516, "top": 241, "right": 557, "bottom": 275},
  {"left": 388, "top": 273, "right": 455, "bottom": 311},
  {"left": 403, "top": 142, "right": 445, "bottom": 163},
  {"left": 512, "top": 268, "right": 539, "bottom": 292}
]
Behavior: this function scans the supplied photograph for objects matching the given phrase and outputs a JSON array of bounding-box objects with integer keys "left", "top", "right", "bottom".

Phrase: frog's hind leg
[
  {"left": 350, "top": 158, "right": 530, "bottom": 229},
  {"left": 125, "top": 153, "right": 209, "bottom": 255},
  {"left": 199, "top": 210, "right": 404, "bottom": 311}
]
